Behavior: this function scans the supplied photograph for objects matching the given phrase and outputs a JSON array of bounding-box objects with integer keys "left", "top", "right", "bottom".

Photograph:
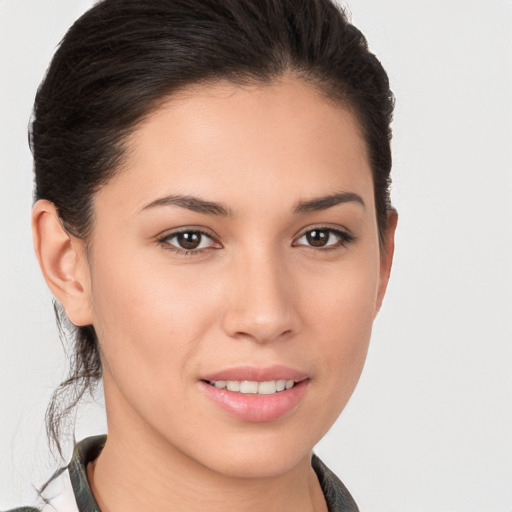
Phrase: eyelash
[
  {"left": 157, "top": 226, "right": 355, "bottom": 256},
  {"left": 293, "top": 227, "right": 355, "bottom": 251},
  {"left": 158, "top": 229, "right": 219, "bottom": 256}
]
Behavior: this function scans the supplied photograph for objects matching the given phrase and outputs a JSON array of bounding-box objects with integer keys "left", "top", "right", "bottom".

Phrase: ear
[
  {"left": 32, "top": 200, "right": 93, "bottom": 327},
  {"left": 375, "top": 209, "right": 398, "bottom": 316}
]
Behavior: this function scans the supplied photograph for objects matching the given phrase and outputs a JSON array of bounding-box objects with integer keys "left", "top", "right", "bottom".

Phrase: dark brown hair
[{"left": 30, "top": 0, "right": 394, "bottom": 457}]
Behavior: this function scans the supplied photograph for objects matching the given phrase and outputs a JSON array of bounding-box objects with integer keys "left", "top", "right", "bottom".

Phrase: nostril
[{"left": 231, "top": 327, "right": 294, "bottom": 344}]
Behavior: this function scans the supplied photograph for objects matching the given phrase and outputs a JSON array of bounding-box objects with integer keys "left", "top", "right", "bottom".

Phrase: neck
[{"left": 88, "top": 429, "right": 326, "bottom": 512}]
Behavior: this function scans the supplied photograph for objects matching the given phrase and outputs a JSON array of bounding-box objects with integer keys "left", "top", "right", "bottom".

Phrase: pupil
[
  {"left": 306, "top": 230, "right": 328, "bottom": 247},
  {"left": 178, "top": 232, "right": 201, "bottom": 249}
]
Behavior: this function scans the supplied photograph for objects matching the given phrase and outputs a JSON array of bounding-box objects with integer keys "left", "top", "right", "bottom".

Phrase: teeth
[
  {"left": 276, "top": 379, "right": 286, "bottom": 392},
  {"left": 210, "top": 379, "right": 296, "bottom": 395},
  {"left": 240, "top": 381, "right": 258, "bottom": 393},
  {"left": 258, "top": 381, "right": 277, "bottom": 395},
  {"left": 226, "top": 380, "right": 240, "bottom": 392}
]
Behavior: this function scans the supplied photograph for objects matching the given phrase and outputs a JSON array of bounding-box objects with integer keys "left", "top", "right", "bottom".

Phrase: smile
[
  {"left": 206, "top": 379, "right": 296, "bottom": 395},
  {"left": 200, "top": 370, "right": 309, "bottom": 422}
]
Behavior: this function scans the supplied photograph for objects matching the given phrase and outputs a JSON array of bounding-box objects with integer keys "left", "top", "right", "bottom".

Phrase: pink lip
[
  {"left": 199, "top": 365, "right": 309, "bottom": 423},
  {"left": 201, "top": 365, "right": 308, "bottom": 383}
]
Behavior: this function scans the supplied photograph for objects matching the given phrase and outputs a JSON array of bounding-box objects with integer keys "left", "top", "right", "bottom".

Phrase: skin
[{"left": 33, "top": 77, "right": 396, "bottom": 512}]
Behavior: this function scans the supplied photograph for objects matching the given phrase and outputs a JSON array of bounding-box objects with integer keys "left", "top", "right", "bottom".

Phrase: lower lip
[{"left": 200, "top": 380, "right": 309, "bottom": 422}]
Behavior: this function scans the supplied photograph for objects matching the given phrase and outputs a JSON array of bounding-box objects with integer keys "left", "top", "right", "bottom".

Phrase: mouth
[
  {"left": 203, "top": 379, "right": 299, "bottom": 395},
  {"left": 199, "top": 367, "right": 309, "bottom": 422}
]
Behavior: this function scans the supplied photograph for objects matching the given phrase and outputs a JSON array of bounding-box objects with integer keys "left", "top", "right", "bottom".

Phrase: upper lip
[{"left": 201, "top": 365, "right": 309, "bottom": 383}]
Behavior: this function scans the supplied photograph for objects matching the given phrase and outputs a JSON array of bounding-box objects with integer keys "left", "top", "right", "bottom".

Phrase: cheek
[
  {"left": 303, "top": 247, "right": 379, "bottom": 338},
  {"left": 300, "top": 248, "right": 379, "bottom": 392},
  {"left": 88, "top": 252, "right": 222, "bottom": 381}
]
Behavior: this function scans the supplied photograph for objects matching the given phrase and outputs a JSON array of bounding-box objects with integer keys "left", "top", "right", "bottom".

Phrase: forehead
[{"left": 99, "top": 78, "right": 374, "bottom": 214}]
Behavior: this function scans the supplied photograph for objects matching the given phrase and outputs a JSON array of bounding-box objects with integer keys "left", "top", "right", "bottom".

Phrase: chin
[
  {"left": 209, "top": 449, "right": 310, "bottom": 479},
  {"left": 182, "top": 425, "right": 319, "bottom": 479}
]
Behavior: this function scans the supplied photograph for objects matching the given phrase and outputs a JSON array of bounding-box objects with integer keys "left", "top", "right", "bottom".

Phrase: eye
[
  {"left": 293, "top": 227, "right": 353, "bottom": 249},
  {"left": 159, "top": 229, "right": 219, "bottom": 253}
]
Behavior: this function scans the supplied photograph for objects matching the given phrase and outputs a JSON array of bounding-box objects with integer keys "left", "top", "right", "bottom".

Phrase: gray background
[{"left": 1, "top": 1, "right": 511, "bottom": 510}]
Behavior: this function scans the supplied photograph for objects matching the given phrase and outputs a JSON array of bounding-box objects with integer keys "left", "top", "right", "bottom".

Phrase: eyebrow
[
  {"left": 141, "top": 190, "right": 364, "bottom": 217},
  {"left": 141, "top": 195, "right": 232, "bottom": 216},
  {"left": 294, "top": 191, "right": 365, "bottom": 213}
]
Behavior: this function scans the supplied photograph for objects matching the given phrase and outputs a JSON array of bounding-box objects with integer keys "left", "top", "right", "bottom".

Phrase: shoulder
[
  {"left": 312, "top": 454, "right": 359, "bottom": 512},
  {"left": 3, "top": 435, "right": 106, "bottom": 512},
  {"left": 2, "top": 467, "right": 74, "bottom": 512}
]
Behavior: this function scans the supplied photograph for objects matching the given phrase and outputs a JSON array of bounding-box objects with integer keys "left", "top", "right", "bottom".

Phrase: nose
[{"left": 221, "top": 249, "right": 300, "bottom": 344}]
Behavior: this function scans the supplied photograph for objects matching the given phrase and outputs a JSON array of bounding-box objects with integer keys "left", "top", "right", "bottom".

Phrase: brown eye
[
  {"left": 176, "top": 231, "right": 202, "bottom": 250},
  {"left": 162, "top": 230, "right": 218, "bottom": 252},
  {"left": 306, "top": 229, "right": 330, "bottom": 247},
  {"left": 294, "top": 228, "right": 353, "bottom": 249}
]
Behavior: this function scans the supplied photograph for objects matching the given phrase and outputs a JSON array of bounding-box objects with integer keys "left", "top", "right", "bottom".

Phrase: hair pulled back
[{"left": 31, "top": 0, "right": 394, "bottom": 457}]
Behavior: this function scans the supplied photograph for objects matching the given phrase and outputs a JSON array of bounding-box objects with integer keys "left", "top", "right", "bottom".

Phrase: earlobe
[
  {"left": 32, "top": 200, "right": 93, "bottom": 326},
  {"left": 375, "top": 209, "right": 398, "bottom": 316}
]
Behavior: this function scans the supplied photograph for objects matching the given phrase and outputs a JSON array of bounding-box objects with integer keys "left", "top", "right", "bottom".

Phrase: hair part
[{"left": 31, "top": 0, "right": 394, "bottom": 458}]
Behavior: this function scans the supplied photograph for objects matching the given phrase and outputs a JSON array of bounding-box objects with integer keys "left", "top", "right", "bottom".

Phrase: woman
[{"left": 8, "top": 0, "right": 396, "bottom": 510}]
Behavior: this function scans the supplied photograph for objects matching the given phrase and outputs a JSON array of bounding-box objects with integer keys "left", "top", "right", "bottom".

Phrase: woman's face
[{"left": 79, "top": 78, "right": 394, "bottom": 477}]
